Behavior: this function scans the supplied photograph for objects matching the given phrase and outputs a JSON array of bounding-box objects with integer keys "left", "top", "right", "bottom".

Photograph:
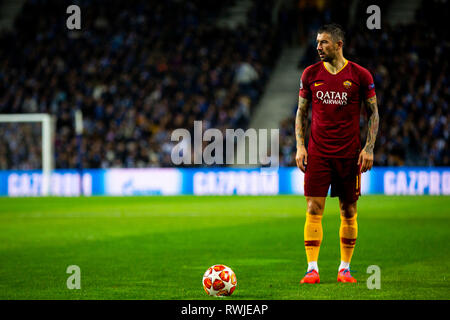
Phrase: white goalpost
[{"left": 0, "top": 113, "right": 55, "bottom": 195}]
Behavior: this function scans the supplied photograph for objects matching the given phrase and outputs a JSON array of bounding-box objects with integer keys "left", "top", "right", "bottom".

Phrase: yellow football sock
[
  {"left": 339, "top": 214, "right": 358, "bottom": 263},
  {"left": 304, "top": 212, "right": 323, "bottom": 263}
]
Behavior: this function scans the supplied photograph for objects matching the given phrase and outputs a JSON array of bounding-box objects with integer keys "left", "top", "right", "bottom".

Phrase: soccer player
[{"left": 295, "top": 24, "right": 379, "bottom": 284}]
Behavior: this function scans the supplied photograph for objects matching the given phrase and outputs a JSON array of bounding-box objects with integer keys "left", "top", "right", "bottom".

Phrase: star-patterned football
[{"left": 202, "top": 264, "right": 237, "bottom": 297}]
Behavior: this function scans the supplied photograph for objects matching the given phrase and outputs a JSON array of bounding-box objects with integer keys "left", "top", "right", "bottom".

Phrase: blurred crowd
[
  {"left": 0, "top": 0, "right": 281, "bottom": 169},
  {"left": 0, "top": 0, "right": 448, "bottom": 169},
  {"left": 279, "top": 0, "right": 449, "bottom": 167}
]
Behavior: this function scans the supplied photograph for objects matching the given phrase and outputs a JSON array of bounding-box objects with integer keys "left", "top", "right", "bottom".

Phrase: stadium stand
[
  {"left": 0, "top": 0, "right": 448, "bottom": 169},
  {"left": 0, "top": 0, "right": 281, "bottom": 169}
]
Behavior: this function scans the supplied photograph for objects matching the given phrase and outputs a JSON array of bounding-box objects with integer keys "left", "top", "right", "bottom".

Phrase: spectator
[{"left": 0, "top": 0, "right": 282, "bottom": 169}]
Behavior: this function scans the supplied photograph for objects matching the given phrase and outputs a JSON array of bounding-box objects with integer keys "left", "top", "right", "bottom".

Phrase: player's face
[{"left": 316, "top": 33, "right": 337, "bottom": 62}]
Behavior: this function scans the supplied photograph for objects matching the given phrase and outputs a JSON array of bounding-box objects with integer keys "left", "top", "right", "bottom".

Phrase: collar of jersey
[{"left": 323, "top": 59, "right": 348, "bottom": 75}]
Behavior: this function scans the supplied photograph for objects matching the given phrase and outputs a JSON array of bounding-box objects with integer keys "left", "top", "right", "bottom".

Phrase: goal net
[{"left": 0, "top": 113, "right": 54, "bottom": 195}]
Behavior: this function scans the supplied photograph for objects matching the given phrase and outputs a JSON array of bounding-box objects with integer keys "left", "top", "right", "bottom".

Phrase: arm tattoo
[
  {"left": 295, "top": 97, "right": 309, "bottom": 147},
  {"left": 363, "top": 95, "right": 379, "bottom": 154}
]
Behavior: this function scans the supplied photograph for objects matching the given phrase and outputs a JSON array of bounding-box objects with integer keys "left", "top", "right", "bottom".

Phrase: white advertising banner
[{"left": 104, "top": 168, "right": 182, "bottom": 196}]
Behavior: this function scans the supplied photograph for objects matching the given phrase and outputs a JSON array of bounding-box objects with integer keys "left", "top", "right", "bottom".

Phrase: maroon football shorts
[{"left": 304, "top": 155, "right": 361, "bottom": 203}]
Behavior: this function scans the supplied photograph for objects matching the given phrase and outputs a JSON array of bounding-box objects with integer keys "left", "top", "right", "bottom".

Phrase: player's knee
[
  {"left": 339, "top": 201, "right": 357, "bottom": 219},
  {"left": 307, "top": 200, "right": 324, "bottom": 216}
]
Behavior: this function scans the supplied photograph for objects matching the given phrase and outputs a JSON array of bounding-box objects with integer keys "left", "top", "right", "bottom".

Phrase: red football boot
[
  {"left": 337, "top": 268, "right": 357, "bottom": 283},
  {"left": 300, "top": 269, "right": 320, "bottom": 284}
]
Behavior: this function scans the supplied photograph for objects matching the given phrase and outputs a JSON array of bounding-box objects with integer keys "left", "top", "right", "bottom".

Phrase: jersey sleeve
[
  {"left": 298, "top": 68, "right": 311, "bottom": 100},
  {"left": 359, "top": 67, "right": 376, "bottom": 99}
]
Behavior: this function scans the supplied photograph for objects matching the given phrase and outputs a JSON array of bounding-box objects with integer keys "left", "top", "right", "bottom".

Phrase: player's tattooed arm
[
  {"left": 363, "top": 95, "right": 379, "bottom": 154},
  {"left": 295, "top": 96, "right": 309, "bottom": 172},
  {"left": 358, "top": 95, "right": 379, "bottom": 172},
  {"left": 295, "top": 96, "right": 309, "bottom": 148}
]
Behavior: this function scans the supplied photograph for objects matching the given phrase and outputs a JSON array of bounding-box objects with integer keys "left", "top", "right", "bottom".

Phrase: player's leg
[
  {"left": 332, "top": 157, "right": 360, "bottom": 283},
  {"left": 301, "top": 155, "right": 331, "bottom": 284},
  {"left": 304, "top": 196, "right": 326, "bottom": 270},
  {"left": 300, "top": 196, "right": 326, "bottom": 284},
  {"left": 337, "top": 199, "right": 358, "bottom": 282}
]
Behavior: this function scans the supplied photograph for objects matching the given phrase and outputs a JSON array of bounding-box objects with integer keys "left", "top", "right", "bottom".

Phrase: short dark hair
[{"left": 318, "top": 23, "right": 345, "bottom": 44}]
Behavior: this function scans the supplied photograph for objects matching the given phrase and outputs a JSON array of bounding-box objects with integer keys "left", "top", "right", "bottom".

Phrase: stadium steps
[
  {"left": 0, "top": 0, "right": 26, "bottom": 31},
  {"left": 250, "top": 46, "right": 305, "bottom": 130},
  {"left": 216, "top": 0, "right": 253, "bottom": 29},
  {"left": 233, "top": 46, "right": 305, "bottom": 167},
  {"left": 386, "top": 0, "right": 422, "bottom": 26}
]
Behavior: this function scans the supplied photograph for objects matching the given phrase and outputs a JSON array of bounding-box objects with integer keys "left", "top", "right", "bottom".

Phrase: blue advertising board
[{"left": 0, "top": 167, "right": 448, "bottom": 197}]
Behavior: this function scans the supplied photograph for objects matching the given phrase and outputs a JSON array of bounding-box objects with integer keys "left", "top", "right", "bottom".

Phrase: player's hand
[
  {"left": 358, "top": 149, "right": 373, "bottom": 173},
  {"left": 296, "top": 145, "right": 308, "bottom": 173}
]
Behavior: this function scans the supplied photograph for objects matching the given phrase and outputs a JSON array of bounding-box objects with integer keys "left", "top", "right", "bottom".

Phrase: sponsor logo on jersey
[
  {"left": 314, "top": 82, "right": 324, "bottom": 87},
  {"left": 316, "top": 90, "right": 348, "bottom": 105},
  {"left": 343, "top": 80, "right": 352, "bottom": 89}
]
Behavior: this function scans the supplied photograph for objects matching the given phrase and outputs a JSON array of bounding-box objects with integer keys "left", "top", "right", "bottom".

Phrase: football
[{"left": 202, "top": 264, "right": 237, "bottom": 297}]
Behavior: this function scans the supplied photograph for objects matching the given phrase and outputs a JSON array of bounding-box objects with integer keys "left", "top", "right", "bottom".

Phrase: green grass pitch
[{"left": 0, "top": 195, "right": 449, "bottom": 300}]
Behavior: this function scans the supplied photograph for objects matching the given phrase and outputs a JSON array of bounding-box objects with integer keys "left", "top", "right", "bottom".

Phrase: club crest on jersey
[{"left": 343, "top": 80, "right": 352, "bottom": 89}]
